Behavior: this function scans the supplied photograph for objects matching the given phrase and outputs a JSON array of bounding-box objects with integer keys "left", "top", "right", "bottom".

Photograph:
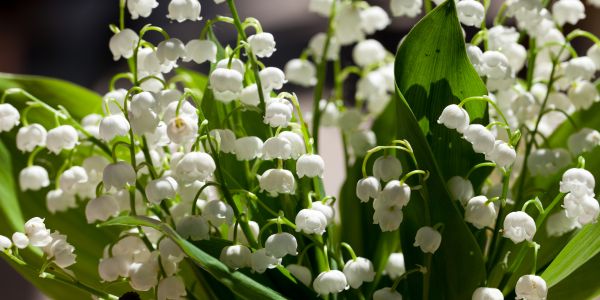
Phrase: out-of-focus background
[{"left": 0, "top": 0, "right": 599, "bottom": 299}]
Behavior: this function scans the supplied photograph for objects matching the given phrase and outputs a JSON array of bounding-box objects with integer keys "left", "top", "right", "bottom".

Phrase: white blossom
[
  {"left": 259, "top": 67, "right": 287, "bottom": 91},
  {"left": 85, "top": 195, "right": 120, "bottom": 223},
  {"left": 546, "top": 209, "right": 579, "bottom": 237},
  {"left": 264, "top": 98, "right": 293, "bottom": 127},
  {"left": 46, "top": 125, "right": 79, "bottom": 154},
  {"left": 0, "top": 235, "right": 12, "bottom": 251},
  {"left": 335, "top": 3, "right": 364, "bottom": 45},
  {"left": 563, "top": 193, "right": 599, "bottom": 225},
  {"left": 109, "top": 29, "right": 139, "bottom": 60},
  {"left": 373, "top": 288, "right": 403, "bottom": 300},
  {"left": 515, "top": 275, "right": 547, "bottom": 300},
  {"left": 352, "top": 39, "right": 386, "bottom": 67},
  {"left": 309, "top": 0, "right": 333, "bottom": 16},
  {"left": 103, "top": 162, "right": 136, "bottom": 190},
  {"left": 259, "top": 169, "right": 296, "bottom": 196},
  {"left": 552, "top": 0, "right": 585, "bottom": 26},
  {"left": 59, "top": 166, "right": 88, "bottom": 191},
  {"left": 146, "top": 177, "right": 178, "bottom": 204},
  {"left": 567, "top": 80, "right": 598, "bottom": 110},
  {"left": 373, "top": 155, "right": 403, "bottom": 182},
  {"left": 176, "top": 215, "right": 209, "bottom": 241},
  {"left": 343, "top": 257, "right": 375, "bottom": 288},
  {"left": 248, "top": 32, "right": 276, "bottom": 58},
  {"left": 413, "top": 226, "right": 442, "bottom": 253},
  {"left": 167, "top": 0, "right": 201, "bottom": 22},
  {"left": 559, "top": 168, "right": 595, "bottom": 196},
  {"left": 220, "top": 245, "right": 251, "bottom": 269},
  {"left": 203, "top": 200, "right": 234, "bottom": 226},
  {"left": 565, "top": 56, "right": 596, "bottom": 81},
  {"left": 239, "top": 84, "right": 267, "bottom": 107},
  {"left": 24, "top": 217, "right": 52, "bottom": 247},
  {"left": 349, "top": 130, "right": 376, "bottom": 156},
  {"left": 210, "top": 129, "right": 236, "bottom": 154},
  {"left": 250, "top": 248, "right": 281, "bottom": 273},
  {"left": 464, "top": 196, "right": 497, "bottom": 229},
  {"left": 437, "top": 104, "right": 470, "bottom": 133},
  {"left": 360, "top": 6, "right": 390, "bottom": 34},
  {"left": 19, "top": 166, "right": 50, "bottom": 191},
  {"left": 166, "top": 115, "right": 197, "bottom": 145},
  {"left": 390, "top": 0, "right": 422, "bottom": 18},
  {"left": 337, "top": 109, "right": 363, "bottom": 132},
  {"left": 278, "top": 131, "right": 306, "bottom": 159},
  {"left": 287, "top": 264, "right": 312, "bottom": 286},
  {"left": 313, "top": 270, "right": 349, "bottom": 295},
  {"left": 262, "top": 136, "right": 292, "bottom": 160},
  {"left": 216, "top": 58, "right": 245, "bottom": 76},
  {"left": 16, "top": 124, "right": 46, "bottom": 152},
  {"left": 311, "top": 201, "right": 335, "bottom": 224},
  {"left": 295, "top": 208, "right": 328, "bottom": 235},
  {"left": 463, "top": 124, "right": 496, "bottom": 154},
  {"left": 296, "top": 154, "right": 325, "bottom": 178},
  {"left": 174, "top": 152, "right": 216, "bottom": 183},
  {"left": 384, "top": 252, "right": 405, "bottom": 279},
  {"left": 284, "top": 59, "right": 317, "bottom": 87},
  {"left": 46, "top": 189, "right": 76, "bottom": 214},
  {"left": 356, "top": 176, "right": 381, "bottom": 203},
  {"left": 99, "top": 115, "right": 130, "bottom": 141},
  {"left": 567, "top": 128, "right": 600, "bottom": 155},
  {"left": 485, "top": 140, "right": 516, "bottom": 168},
  {"left": 472, "top": 287, "right": 503, "bottom": 300},
  {"left": 503, "top": 211, "right": 536, "bottom": 243},
  {"left": 12, "top": 232, "right": 29, "bottom": 249},
  {"left": 527, "top": 149, "right": 571, "bottom": 176},
  {"left": 457, "top": 0, "right": 485, "bottom": 27},
  {"left": 265, "top": 232, "right": 298, "bottom": 258},
  {"left": 447, "top": 176, "right": 474, "bottom": 206},
  {"left": 481, "top": 51, "right": 511, "bottom": 79},
  {"left": 184, "top": 39, "right": 217, "bottom": 64},
  {"left": 129, "top": 255, "right": 159, "bottom": 291},
  {"left": 234, "top": 136, "right": 263, "bottom": 160},
  {"left": 157, "top": 276, "right": 186, "bottom": 300},
  {"left": 127, "top": 0, "right": 158, "bottom": 19},
  {"left": 309, "top": 32, "right": 340, "bottom": 61},
  {"left": 210, "top": 68, "right": 243, "bottom": 103},
  {"left": 42, "top": 231, "right": 76, "bottom": 268}
]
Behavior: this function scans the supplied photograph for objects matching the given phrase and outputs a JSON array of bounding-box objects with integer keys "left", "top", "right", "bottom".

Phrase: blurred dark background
[{"left": 0, "top": 0, "right": 599, "bottom": 299}]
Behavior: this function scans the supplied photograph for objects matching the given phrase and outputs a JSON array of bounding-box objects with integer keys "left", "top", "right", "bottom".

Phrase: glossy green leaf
[
  {"left": 392, "top": 1, "right": 487, "bottom": 299},
  {"left": 102, "top": 216, "right": 287, "bottom": 300},
  {"left": 547, "top": 252, "right": 600, "bottom": 300}
]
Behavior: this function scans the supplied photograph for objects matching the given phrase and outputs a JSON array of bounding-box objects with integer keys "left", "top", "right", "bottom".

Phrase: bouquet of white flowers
[{"left": 0, "top": 0, "right": 599, "bottom": 299}]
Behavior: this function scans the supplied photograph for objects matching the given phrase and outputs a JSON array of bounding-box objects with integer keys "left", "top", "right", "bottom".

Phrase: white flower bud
[
  {"left": 285, "top": 59, "right": 317, "bottom": 87},
  {"left": 176, "top": 215, "right": 209, "bottom": 241},
  {"left": 472, "top": 287, "right": 503, "bottom": 300},
  {"left": 413, "top": 226, "right": 442, "bottom": 254},
  {"left": 309, "top": 32, "right": 340, "bottom": 61},
  {"left": 552, "top": 0, "right": 585, "bottom": 26},
  {"left": 311, "top": 201, "right": 335, "bottom": 224},
  {"left": 46, "top": 189, "right": 76, "bottom": 213},
  {"left": 373, "top": 287, "right": 403, "bottom": 300},
  {"left": 248, "top": 32, "right": 276, "bottom": 58},
  {"left": 463, "top": 124, "right": 496, "bottom": 154},
  {"left": 457, "top": 0, "right": 485, "bottom": 27},
  {"left": 109, "top": 29, "right": 139, "bottom": 60},
  {"left": 250, "top": 248, "right": 281, "bottom": 273},
  {"left": 210, "top": 68, "right": 243, "bottom": 103},
  {"left": 262, "top": 136, "right": 292, "bottom": 160},
  {"left": 127, "top": 0, "right": 158, "bottom": 19},
  {"left": 485, "top": 140, "right": 516, "bottom": 168},
  {"left": 313, "top": 270, "right": 348, "bottom": 295},
  {"left": 447, "top": 176, "right": 474, "bottom": 206},
  {"left": 210, "top": 129, "right": 236, "bottom": 154},
  {"left": 352, "top": 39, "right": 386, "bottom": 67},
  {"left": 465, "top": 196, "right": 497, "bottom": 229},
  {"left": 239, "top": 84, "right": 268, "bottom": 107},
  {"left": 296, "top": 154, "right": 325, "bottom": 178},
  {"left": 565, "top": 56, "right": 596, "bottom": 81},
  {"left": 373, "top": 155, "right": 403, "bottom": 182},
  {"left": 0, "top": 103, "right": 20, "bottom": 132},
  {"left": 24, "top": 217, "right": 52, "bottom": 247},
  {"left": 567, "top": 80, "right": 598, "bottom": 110},
  {"left": 166, "top": 115, "right": 197, "bottom": 145},
  {"left": 384, "top": 252, "right": 405, "bottom": 279},
  {"left": 220, "top": 245, "right": 251, "bottom": 269},
  {"left": 46, "top": 125, "right": 78, "bottom": 154},
  {"left": 167, "top": 0, "right": 201, "bottom": 22},
  {"left": 343, "top": 257, "right": 375, "bottom": 289},
  {"left": 203, "top": 200, "right": 234, "bottom": 226},
  {"left": 568, "top": 128, "right": 600, "bottom": 156},
  {"left": 259, "top": 169, "right": 296, "bottom": 196},
  {"left": 481, "top": 51, "right": 511, "bottom": 79},
  {"left": 234, "top": 136, "right": 263, "bottom": 160},
  {"left": 157, "top": 276, "right": 187, "bottom": 300},
  {"left": 184, "top": 39, "right": 216, "bottom": 64},
  {"left": 12, "top": 232, "right": 29, "bottom": 249},
  {"left": 103, "top": 162, "right": 136, "bottom": 190},
  {"left": 437, "top": 104, "right": 470, "bottom": 133},
  {"left": 287, "top": 264, "right": 312, "bottom": 286},
  {"left": 546, "top": 209, "right": 579, "bottom": 237},
  {"left": 390, "top": 0, "right": 422, "bottom": 17},
  {"left": 60, "top": 166, "right": 88, "bottom": 191},
  {"left": 0, "top": 235, "right": 12, "bottom": 251},
  {"left": 503, "top": 211, "right": 536, "bottom": 243},
  {"left": 360, "top": 6, "right": 390, "bottom": 34},
  {"left": 515, "top": 275, "right": 547, "bottom": 300},
  {"left": 563, "top": 193, "right": 599, "bottom": 225},
  {"left": 85, "top": 195, "right": 120, "bottom": 223},
  {"left": 146, "top": 177, "right": 178, "bottom": 204},
  {"left": 16, "top": 124, "right": 46, "bottom": 152},
  {"left": 175, "top": 152, "right": 216, "bottom": 183},
  {"left": 19, "top": 166, "right": 50, "bottom": 191},
  {"left": 295, "top": 208, "right": 328, "bottom": 235},
  {"left": 265, "top": 232, "right": 298, "bottom": 258},
  {"left": 560, "top": 168, "right": 595, "bottom": 196},
  {"left": 259, "top": 67, "right": 286, "bottom": 91},
  {"left": 356, "top": 176, "right": 381, "bottom": 203}
]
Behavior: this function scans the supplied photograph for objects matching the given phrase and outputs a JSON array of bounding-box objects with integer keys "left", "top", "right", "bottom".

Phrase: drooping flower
[
  {"left": 413, "top": 226, "right": 442, "bottom": 254},
  {"left": 167, "top": 0, "right": 201, "bottom": 22},
  {"left": 515, "top": 275, "right": 547, "bottom": 300},
  {"left": 295, "top": 208, "right": 328, "bottom": 235},
  {"left": 248, "top": 32, "right": 277, "bottom": 58},
  {"left": 296, "top": 154, "right": 325, "bottom": 178},
  {"left": 19, "top": 166, "right": 50, "bottom": 191},
  {"left": 16, "top": 124, "right": 46, "bottom": 152},
  {"left": 313, "top": 270, "right": 349, "bottom": 295},
  {"left": 343, "top": 257, "right": 375, "bottom": 288},
  {"left": 503, "top": 211, "right": 536, "bottom": 243},
  {"left": 259, "top": 169, "right": 296, "bottom": 196},
  {"left": 265, "top": 232, "right": 298, "bottom": 258}
]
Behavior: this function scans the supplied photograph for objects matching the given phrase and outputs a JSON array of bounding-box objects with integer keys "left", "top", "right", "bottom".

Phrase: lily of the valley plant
[{"left": 1, "top": 0, "right": 599, "bottom": 299}]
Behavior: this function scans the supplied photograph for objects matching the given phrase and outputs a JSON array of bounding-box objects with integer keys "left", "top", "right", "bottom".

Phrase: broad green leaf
[
  {"left": 392, "top": 1, "right": 487, "bottom": 298},
  {"left": 102, "top": 216, "right": 288, "bottom": 300},
  {"left": 547, "top": 252, "right": 600, "bottom": 300}
]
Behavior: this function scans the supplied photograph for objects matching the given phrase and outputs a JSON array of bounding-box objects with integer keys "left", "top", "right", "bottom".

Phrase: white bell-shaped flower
[
  {"left": 19, "top": 166, "right": 50, "bottom": 191},
  {"left": 437, "top": 104, "right": 470, "bottom": 133},
  {"left": 234, "top": 136, "right": 263, "bottom": 160},
  {"left": 228, "top": 221, "right": 260, "bottom": 246},
  {"left": 527, "top": 148, "right": 571, "bottom": 176},
  {"left": 259, "top": 169, "right": 296, "bottom": 196},
  {"left": 262, "top": 136, "right": 292, "bottom": 160},
  {"left": 42, "top": 232, "right": 76, "bottom": 268},
  {"left": 465, "top": 196, "right": 497, "bottom": 229},
  {"left": 46, "top": 125, "right": 78, "bottom": 154},
  {"left": 296, "top": 154, "right": 325, "bottom": 178},
  {"left": 559, "top": 168, "right": 595, "bottom": 196},
  {"left": 0, "top": 103, "right": 20, "bottom": 133},
  {"left": 203, "top": 200, "right": 234, "bottom": 226},
  {"left": 156, "top": 38, "right": 186, "bottom": 65},
  {"left": 313, "top": 270, "right": 349, "bottom": 295},
  {"left": 337, "top": 109, "right": 363, "bottom": 132},
  {"left": 216, "top": 58, "right": 245, "bottom": 76},
  {"left": 373, "top": 155, "right": 403, "bottom": 182},
  {"left": 447, "top": 176, "right": 474, "bottom": 206},
  {"left": 472, "top": 287, "right": 503, "bottom": 300},
  {"left": 99, "top": 115, "right": 130, "bottom": 141},
  {"left": 127, "top": 0, "right": 158, "bottom": 19},
  {"left": 259, "top": 67, "right": 286, "bottom": 91},
  {"left": 287, "top": 264, "right": 312, "bottom": 286},
  {"left": 457, "top": 0, "right": 485, "bottom": 27},
  {"left": 210, "top": 129, "right": 236, "bottom": 154},
  {"left": 264, "top": 98, "right": 293, "bottom": 128},
  {"left": 113, "top": 235, "right": 151, "bottom": 263},
  {"left": 265, "top": 232, "right": 298, "bottom": 258},
  {"left": 334, "top": 2, "right": 364, "bottom": 45},
  {"left": 319, "top": 100, "right": 340, "bottom": 126},
  {"left": 239, "top": 84, "right": 268, "bottom": 107},
  {"left": 59, "top": 166, "right": 88, "bottom": 191},
  {"left": 384, "top": 252, "right": 405, "bottom": 279},
  {"left": 349, "top": 130, "right": 377, "bottom": 156},
  {"left": 250, "top": 248, "right": 282, "bottom": 273},
  {"left": 372, "top": 199, "right": 404, "bottom": 232},
  {"left": 378, "top": 180, "right": 411, "bottom": 207},
  {"left": 210, "top": 68, "right": 243, "bottom": 103},
  {"left": 174, "top": 152, "right": 216, "bottom": 183},
  {"left": 166, "top": 115, "right": 197, "bottom": 145},
  {"left": 157, "top": 276, "right": 186, "bottom": 300},
  {"left": 176, "top": 215, "right": 209, "bottom": 241},
  {"left": 98, "top": 256, "right": 129, "bottom": 282},
  {"left": 463, "top": 124, "right": 496, "bottom": 154},
  {"left": 309, "top": 32, "right": 340, "bottom": 61},
  {"left": 16, "top": 124, "right": 46, "bottom": 152},
  {"left": 24, "top": 217, "right": 52, "bottom": 247},
  {"left": 159, "top": 238, "right": 184, "bottom": 266},
  {"left": 546, "top": 209, "right": 579, "bottom": 237},
  {"left": 248, "top": 32, "right": 276, "bottom": 58},
  {"left": 503, "top": 211, "right": 536, "bottom": 243},
  {"left": 552, "top": 0, "right": 585, "bottom": 26},
  {"left": 137, "top": 47, "right": 162, "bottom": 74},
  {"left": 12, "top": 232, "right": 29, "bottom": 249},
  {"left": 102, "top": 89, "right": 127, "bottom": 115},
  {"left": 567, "top": 80, "right": 598, "bottom": 110},
  {"left": 278, "top": 131, "right": 306, "bottom": 159},
  {"left": 167, "top": 0, "right": 201, "bottom": 22},
  {"left": 587, "top": 44, "right": 600, "bottom": 70},
  {"left": 285, "top": 59, "right": 317, "bottom": 87},
  {"left": 129, "top": 256, "right": 159, "bottom": 291},
  {"left": 184, "top": 39, "right": 216, "bottom": 64},
  {"left": 295, "top": 208, "right": 328, "bottom": 235},
  {"left": 85, "top": 195, "right": 120, "bottom": 223},
  {"left": 0, "top": 235, "right": 12, "bottom": 251},
  {"left": 413, "top": 226, "right": 442, "bottom": 254},
  {"left": 563, "top": 193, "right": 599, "bottom": 225},
  {"left": 46, "top": 189, "right": 76, "bottom": 214},
  {"left": 481, "top": 51, "right": 511, "bottom": 79},
  {"left": 360, "top": 6, "right": 390, "bottom": 35},
  {"left": 311, "top": 201, "right": 335, "bottom": 224},
  {"left": 373, "top": 287, "right": 403, "bottom": 300},
  {"left": 352, "top": 39, "right": 386, "bottom": 67},
  {"left": 103, "top": 162, "right": 136, "bottom": 190},
  {"left": 515, "top": 275, "right": 547, "bottom": 300},
  {"left": 565, "top": 56, "right": 596, "bottom": 81},
  {"left": 343, "top": 257, "right": 375, "bottom": 289},
  {"left": 390, "top": 0, "right": 422, "bottom": 17},
  {"left": 109, "top": 29, "right": 139, "bottom": 60},
  {"left": 356, "top": 176, "right": 381, "bottom": 203},
  {"left": 220, "top": 244, "right": 251, "bottom": 269},
  {"left": 567, "top": 128, "right": 600, "bottom": 155},
  {"left": 485, "top": 140, "right": 516, "bottom": 168},
  {"left": 146, "top": 177, "right": 178, "bottom": 204}
]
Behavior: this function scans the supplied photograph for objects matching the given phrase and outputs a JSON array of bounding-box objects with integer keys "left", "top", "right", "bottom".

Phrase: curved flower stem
[
  {"left": 361, "top": 145, "right": 409, "bottom": 178},
  {"left": 191, "top": 182, "right": 220, "bottom": 215},
  {"left": 459, "top": 96, "right": 512, "bottom": 139},
  {"left": 391, "top": 265, "right": 428, "bottom": 291},
  {"left": 340, "top": 242, "right": 358, "bottom": 261},
  {"left": 465, "top": 162, "right": 496, "bottom": 179}
]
